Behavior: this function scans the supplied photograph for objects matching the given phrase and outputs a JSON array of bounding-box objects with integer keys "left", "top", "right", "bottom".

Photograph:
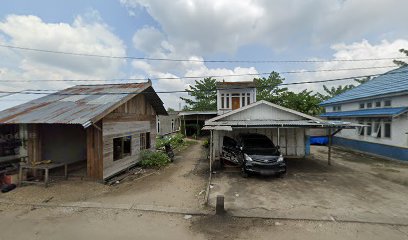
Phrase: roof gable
[
  {"left": 320, "top": 66, "right": 408, "bottom": 106},
  {"left": 207, "top": 100, "right": 321, "bottom": 123}
]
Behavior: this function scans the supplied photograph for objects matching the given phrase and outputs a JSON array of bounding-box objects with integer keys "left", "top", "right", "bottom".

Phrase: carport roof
[
  {"left": 205, "top": 100, "right": 361, "bottom": 129},
  {"left": 205, "top": 119, "right": 360, "bottom": 128}
]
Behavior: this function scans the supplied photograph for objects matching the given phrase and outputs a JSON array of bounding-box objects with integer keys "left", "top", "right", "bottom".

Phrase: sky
[{"left": 0, "top": 0, "right": 408, "bottom": 111}]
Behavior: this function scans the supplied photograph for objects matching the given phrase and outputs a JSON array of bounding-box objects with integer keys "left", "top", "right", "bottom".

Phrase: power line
[
  {"left": 0, "top": 70, "right": 406, "bottom": 98},
  {"left": 1, "top": 44, "right": 407, "bottom": 63},
  {"left": 0, "top": 65, "right": 397, "bottom": 82}
]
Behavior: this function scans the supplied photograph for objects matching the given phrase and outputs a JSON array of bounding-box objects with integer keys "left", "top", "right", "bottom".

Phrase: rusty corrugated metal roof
[{"left": 0, "top": 82, "right": 167, "bottom": 127}]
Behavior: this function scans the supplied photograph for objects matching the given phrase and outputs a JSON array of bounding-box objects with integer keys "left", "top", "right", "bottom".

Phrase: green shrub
[
  {"left": 203, "top": 138, "right": 210, "bottom": 148},
  {"left": 156, "top": 133, "right": 185, "bottom": 150},
  {"left": 140, "top": 150, "right": 170, "bottom": 168}
]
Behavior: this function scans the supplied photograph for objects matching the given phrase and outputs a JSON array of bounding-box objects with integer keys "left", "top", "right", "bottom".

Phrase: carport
[{"left": 204, "top": 101, "right": 360, "bottom": 168}]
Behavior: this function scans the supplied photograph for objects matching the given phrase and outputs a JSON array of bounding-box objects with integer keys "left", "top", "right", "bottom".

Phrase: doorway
[{"left": 232, "top": 97, "right": 240, "bottom": 110}]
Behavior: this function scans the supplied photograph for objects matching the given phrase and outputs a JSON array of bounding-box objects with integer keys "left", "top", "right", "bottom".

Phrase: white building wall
[
  {"left": 217, "top": 88, "right": 256, "bottom": 115},
  {"left": 223, "top": 104, "right": 304, "bottom": 121},
  {"left": 336, "top": 114, "right": 408, "bottom": 148},
  {"left": 325, "top": 95, "right": 408, "bottom": 113},
  {"left": 323, "top": 93, "right": 408, "bottom": 149}
]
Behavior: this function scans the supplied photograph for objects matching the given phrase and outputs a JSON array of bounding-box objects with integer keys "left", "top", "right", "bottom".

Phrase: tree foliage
[
  {"left": 393, "top": 48, "right": 408, "bottom": 67},
  {"left": 179, "top": 71, "right": 372, "bottom": 116},
  {"left": 281, "top": 90, "right": 324, "bottom": 115},
  {"left": 254, "top": 71, "right": 287, "bottom": 105},
  {"left": 180, "top": 77, "right": 217, "bottom": 111}
]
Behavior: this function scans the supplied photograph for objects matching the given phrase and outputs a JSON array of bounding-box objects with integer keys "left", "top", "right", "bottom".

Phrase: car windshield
[{"left": 243, "top": 136, "right": 275, "bottom": 149}]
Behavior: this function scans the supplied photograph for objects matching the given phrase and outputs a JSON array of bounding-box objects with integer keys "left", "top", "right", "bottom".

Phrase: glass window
[
  {"left": 157, "top": 120, "right": 160, "bottom": 133},
  {"left": 384, "top": 100, "right": 391, "bottom": 107},
  {"left": 367, "top": 102, "right": 372, "bottom": 108},
  {"left": 373, "top": 121, "right": 381, "bottom": 138},
  {"left": 226, "top": 94, "right": 230, "bottom": 108},
  {"left": 146, "top": 132, "right": 151, "bottom": 149},
  {"left": 241, "top": 96, "right": 245, "bottom": 107},
  {"left": 113, "top": 136, "right": 132, "bottom": 161},
  {"left": 358, "top": 121, "right": 365, "bottom": 136},
  {"left": 247, "top": 93, "right": 250, "bottom": 105},
  {"left": 366, "top": 122, "right": 372, "bottom": 136},
  {"left": 375, "top": 101, "right": 381, "bottom": 108},
  {"left": 384, "top": 122, "right": 391, "bottom": 138},
  {"left": 140, "top": 133, "right": 146, "bottom": 150},
  {"left": 359, "top": 103, "right": 365, "bottom": 109},
  {"left": 221, "top": 94, "right": 225, "bottom": 109},
  {"left": 333, "top": 105, "right": 342, "bottom": 112}
]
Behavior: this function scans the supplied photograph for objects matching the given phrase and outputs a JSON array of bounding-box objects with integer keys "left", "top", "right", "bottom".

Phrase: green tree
[
  {"left": 321, "top": 84, "right": 355, "bottom": 99},
  {"left": 180, "top": 77, "right": 217, "bottom": 111},
  {"left": 281, "top": 90, "right": 323, "bottom": 115},
  {"left": 393, "top": 48, "right": 408, "bottom": 67},
  {"left": 254, "top": 71, "right": 288, "bottom": 105},
  {"left": 354, "top": 76, "right": 371, "bottom": 84}
]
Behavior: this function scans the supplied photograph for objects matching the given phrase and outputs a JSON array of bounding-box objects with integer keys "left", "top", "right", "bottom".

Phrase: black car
[{"left": 221, "top": 133, "right": 286, "bottom": 177}]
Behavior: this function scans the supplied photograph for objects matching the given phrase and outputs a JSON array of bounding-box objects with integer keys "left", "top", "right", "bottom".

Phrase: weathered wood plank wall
[{"left": 101, "top": 94, "right": 157, "bottom": 179}]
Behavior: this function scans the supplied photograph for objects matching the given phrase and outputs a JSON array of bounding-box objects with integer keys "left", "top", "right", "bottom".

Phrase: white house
[
  {"left": 216, "top": 81, "right": 257, "bottom": 115},
  {"left": 205, "top": 81, "right": 358, "bottom": 166},
  {"left": 320, "top": 66, "right": 408, "bottom": 161}
]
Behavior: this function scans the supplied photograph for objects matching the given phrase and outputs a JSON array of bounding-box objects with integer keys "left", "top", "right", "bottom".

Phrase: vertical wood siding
[{"left": 100, "top": 94, "right": 157, "bottom": 179}]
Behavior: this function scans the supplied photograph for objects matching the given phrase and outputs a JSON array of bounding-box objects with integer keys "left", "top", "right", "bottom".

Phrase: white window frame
[
  {"left": 383, "top": 122, "right": 391, "bottom": 138},
  {"left": 384, "top": 99, "right": 392, "bottom": 107},
  {"left": 372, "top": 121, "right": 381, "bottom": 138}
]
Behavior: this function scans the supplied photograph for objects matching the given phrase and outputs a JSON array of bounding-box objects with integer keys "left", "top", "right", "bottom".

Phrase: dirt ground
[
  {"left": 1, "top": 141, "right": 408, "bottom": 239},
  {"left": 209, "top": 146, "right": 408, "bottom": 225},
  {"left": 0, "top": 204, "right": 407, "bottom": 240},
  {"left": 0, "top": 140, "right": 208, "bottom": 210}
]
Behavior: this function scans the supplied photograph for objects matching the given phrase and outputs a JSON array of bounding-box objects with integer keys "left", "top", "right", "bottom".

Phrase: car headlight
[
  {"left": 277, "top": 155, "right": 284, "bottom": 162},
  {"left": 244, "top": 153, "right": 253, "bottom": 162}
]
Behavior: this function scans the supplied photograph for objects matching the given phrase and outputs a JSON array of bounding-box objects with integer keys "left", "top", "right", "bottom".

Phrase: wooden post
[{"left": 328, "top": 128, "right": 332, "bottom": 166}]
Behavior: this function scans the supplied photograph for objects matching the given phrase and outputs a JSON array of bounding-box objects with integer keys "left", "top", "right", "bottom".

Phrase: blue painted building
[{"left": 320, "top": 66, "right": 408, "bottom": 161}]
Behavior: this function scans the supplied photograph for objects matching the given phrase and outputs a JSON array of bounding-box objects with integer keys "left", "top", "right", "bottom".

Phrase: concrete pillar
[{"left": 216, "top": 195, "right": 225, "bottom": 215}]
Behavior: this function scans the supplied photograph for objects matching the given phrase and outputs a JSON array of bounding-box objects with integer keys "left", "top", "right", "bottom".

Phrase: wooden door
[{"left": 232, "top": 97, "right": 240, "bottom": 110}]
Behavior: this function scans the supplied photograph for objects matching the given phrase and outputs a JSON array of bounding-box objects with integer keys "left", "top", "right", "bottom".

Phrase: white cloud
[
  {"left": 287, "top": 39, "right": 408, "bottom": 93},
  {"left": 121, "top": 0, "right": 408, "bottom": 54},
  {"left": 0, "top": 13, "right": 127, "bottom": 93}
]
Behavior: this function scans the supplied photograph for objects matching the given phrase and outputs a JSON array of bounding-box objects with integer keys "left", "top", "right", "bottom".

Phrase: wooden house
[{"left": 0, "top": 81, "right": 167, "bottom": 182}]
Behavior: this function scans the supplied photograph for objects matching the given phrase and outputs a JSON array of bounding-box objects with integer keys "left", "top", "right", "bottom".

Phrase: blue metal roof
[
  {"left": 320, "top": 66, "right": 408, "bottom": 106},
  {"left": 320, "top": 107, "right": 408, "bottom": 118}
]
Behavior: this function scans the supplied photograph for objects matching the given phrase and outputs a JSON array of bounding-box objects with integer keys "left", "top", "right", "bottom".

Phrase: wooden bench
[{"left": 19, "top": 160, "right": 82, "bottom": 187}]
